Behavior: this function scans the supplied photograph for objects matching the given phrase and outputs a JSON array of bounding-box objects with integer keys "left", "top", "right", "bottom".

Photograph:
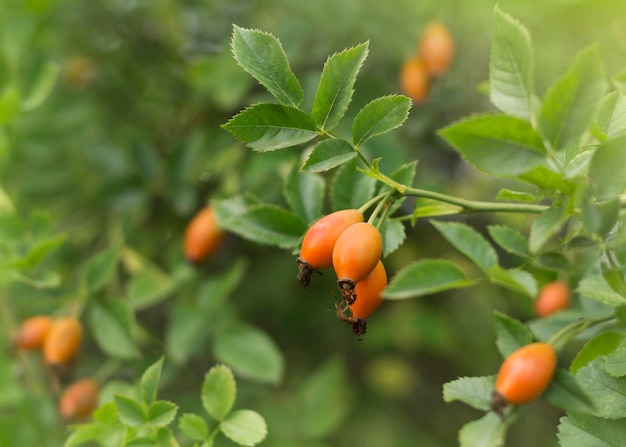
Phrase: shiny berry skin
[
  {"left": 333, "top": 222, "right": 382, "bottom": 303},
  {"left": 59, "top": 378, "right": 99, "bottom": 421},
  {"left": 400, "top": 57, "right": 430, "bottom": 104},
  {"left": 350, "top": 260, "right": 387, "bottom": 319},
  {"left": 16, "top": 315, "right": 54, "bottom": 350},
  {"left": 492, "top": 342, "right": 556, "bottom": 410},
  {"left": 43, "top": 317, "right": 83, "bottom": 366},
  {"left": 184, "top": 206, "right": 224, "bottom": 263},
  {"left": 297, "top": 209, "right": 364, "bottom": 288},
  {"left": 419, "top": 22, "right": 455, "bottom": 76},
  {"left": 534, "top": 281, "right": 570, "bottom": 317}
]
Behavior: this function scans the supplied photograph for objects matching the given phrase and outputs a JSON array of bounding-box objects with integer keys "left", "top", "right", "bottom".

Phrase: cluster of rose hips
[
  {"left": 182, "top": 202, "right": 574, "bottom": 412},
  {"left": 14, "top": 315, "right": 99, "bottom": 421},
  {"left": 400, "top": 21, "right": 455, "bottom": 104},
  {"left": 296, "top": 209, "right": 386, "bottom": 338}
]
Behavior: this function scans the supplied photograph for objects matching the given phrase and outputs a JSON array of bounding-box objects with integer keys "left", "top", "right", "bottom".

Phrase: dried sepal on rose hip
[
  {"left": 490, "top": 342, "right": 557, "bottom": 416},
  {"left": 297, "top": 209, "right": 364, "bottom": 288},
  {"left": 43, "top": 317, "right": 83, "bottom": 367},
  {"left": 336, "top": 260, "right": 387, "bottom": 339},
  {"left": 59, "top": 378, "right": 100, "bottom": 421},
  {"left": 534, "top": 281, "right": 570, "bottom": 317},
  {"left": 15, "top": 315, "right": 54, "bottom": 350},
  {"left": 184, "top": 206, "right": 225, "bottom": 263},
  {"left": 332, "top": 222, "right": 382, "bottom": 305}
]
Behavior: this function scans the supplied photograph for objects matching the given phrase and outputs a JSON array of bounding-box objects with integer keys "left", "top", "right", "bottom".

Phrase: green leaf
[
  {"left": 165, "top": 259, "right": 246, "bottom": 364},
  {"left": 93, "top": 402, "right": 119, "bottom": 424},
  {"left": 533, "top": 252, "right": 571, "bottom": 272},
  {"left": 538, "top": 45, "right": 607, "bottom": 151},
  {"left": 493, "top": 311, "right": 533, "bottom": 357},
  {"left": 213, "top": 323, "right": 284, "bottom": 385},
  {"left": 352, "top": 95, "right": 411, "bottom": 147},
  {"left": 589, "top": 135, "right": 626, "bottom": 200},
  {"left": 614, "top": 69, "right": 626, "bottom": 94},
  {"left": 312, "top": 42, "right": 369, "bottom": 131},
  {"left": 489, "top": 266, "right": 538, "bottom": 298},
  {"left": 82, "top": 245, "right": 120, "bottom": 295},
  {"left": 219, "top": 204, "right": 307, "bottom": 249},
  {"left": 442, "top": 375, "right": 495, "bottom": 411},
  {"left": 284, "top": 163, "right": 325, "bottom": 223},
  {"left": 528, "top": 206, "right": 567, "bottom": 254},
  {"left": 431, "top": 220, "right": 499, "bottom": 273},
  {"left": 570, "top": 331, "right": 625, "bottom": 374},
  {"left": 558, "top": 413, "right": 626, "bottom": 447},
  {"left": 166, "top": 262, "right": 245, "bottom": 364},
  {"left": 563, "top": 149, "right": 595, "bottom": 179},
  {"left": 64, "top": 423, "right": 119, "bottom": 447},
  {"left": 383, "top": 259, "right": 474, "bottom": 300},
  {"left": 576, "top": 360, "right": 626, "bottom": 418},
  {"left": 438, "top": 114, "right": 546, "bottom": 176},
  {"left": 22, "top": 60, "right": 59, "bottom": 111},
  {"left": 380, "top": 219, "right": 405, "bottom": 257},
  {"left": 141, "top": 357, "right": 164, "bottom": 406},
  {"left": 489, "top": 6, "right": 534, "bottom": 120},
  {"left": 330, "top": 158, "right": 376, "bottom": 211},
  {"left": 412, "top": 198, "right": 462, "bottom": 220},
  {"left": 518, "top": 165, "right": 574, "bottom": 193},
  {"left": 231, "top": 26, "right": 303, "bottom": 107},
  {"left": 127, "top": 267, "right": 176, "bottom": 310},
  {"left": 600, "top": 342, "right": 626, "bottom": 378},
  {"left": 202, "top": 364, "right": 237, "bottom": 421},
  {"left": 593, "top": 91, "right": 626, "bottom": 141},
  {"left": 577, "top": 274, "right": 626, "bottom": 307},
  {"left": 147, "top": 401, "right": 178, "bottom": 428},
  {"left": 298, "top": 357, "right": 350, "bottom": 439},
  {"left": 222, "top": 104, "right": 318, "bottom": 151},
  {"left": 544, "top": 369, "right": 595, "bottom": 414},
  {"left": 488, "top": 225, "right": 529, "bottom": 258},
  {"left": 582, "top": 197, "right": 620, "bottom": 237},
  {"left": 89, "top": 299, "right": 140, "bottom": 360},
  {"left": 221, "top": 410, "right": 268, "bottom": 447},
  {"left": 301, "top": 139, "right": 356, "bottom": 172},
  {"left": 178, "top": 413, "right": 209, "bottom": 441},
  {"left": 495, "top": 189, "right": 536, "bottom": 202},
  {"left": 459, "top": 412, "right": 510, "bottom": 447},
  {"left": 0, "top": 85, "right": 20, "bottom": 125},
  {"left": 212, "top": 195, "right": 261, "bottom": 226},
  {"left": 5, "top": 234, "right": 66, "bottom": 269},
  {"left": 114, "top": 395, "right": 146, "bottom": 427}
]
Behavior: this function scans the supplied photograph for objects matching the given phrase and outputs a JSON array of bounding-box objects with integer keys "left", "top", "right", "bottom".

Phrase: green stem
[
  {"left": 367, "top": 191, "right": 395, "bottom": 226},
  {"left": 355, "top": 148, "right": 372, "bottom": 169},
  {"left": 548, "top": 315, "right": 616, "bottom": 352},
  {"left": 403, "top": 186, "right": 548, "bottom": 214},
  {"left": 358, "top": 193, "right": 387, "bottom": 215}
]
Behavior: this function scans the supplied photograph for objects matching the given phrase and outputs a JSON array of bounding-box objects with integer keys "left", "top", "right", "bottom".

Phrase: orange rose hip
[
  {"left": 184, "top": 206, "right": 224, "bottom": 263},
  {"left": 297, "top": 209, "right": 364, "bottom": 288},
  {"left": 333, "top": 222, "right": 382, "bottom": 304},
  {"left": 400, "top": 57, "right": 430, "bottom": 104},
  {"left": 59, "top": 378, "right": 99, "bottom": 421},
  {"left": 16, "top": 315, "right": 54, "bottom": 350},
  {"left": 492, "top": 342, "right": 556, "bottom": 412},
  {"left": 43, "top": 317, "right": 83, "bottom": 366},
  {"left": 419, "top": 21, "right": 455, "bottom": 76},
  {"left": 534, "top": 281, "right": 570, "bottom": 317}
]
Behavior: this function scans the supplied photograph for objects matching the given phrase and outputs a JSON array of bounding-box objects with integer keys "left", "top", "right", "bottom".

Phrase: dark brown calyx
[
  {"left": 337, "top": 278, "right": 357, "bottom": 304},
  {"left": 297, "top": 257, "right": 314, "bottom": 288}
]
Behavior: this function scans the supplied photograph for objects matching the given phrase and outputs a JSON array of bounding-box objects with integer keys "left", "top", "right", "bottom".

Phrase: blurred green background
[{"left": 1, "top": 0, "right": 626, "bottom": 446}]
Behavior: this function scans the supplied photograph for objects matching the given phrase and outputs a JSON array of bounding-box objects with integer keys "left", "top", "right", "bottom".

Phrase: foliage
[{"left": 2, "top": 1, "right": 626, "bottom": 447}]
